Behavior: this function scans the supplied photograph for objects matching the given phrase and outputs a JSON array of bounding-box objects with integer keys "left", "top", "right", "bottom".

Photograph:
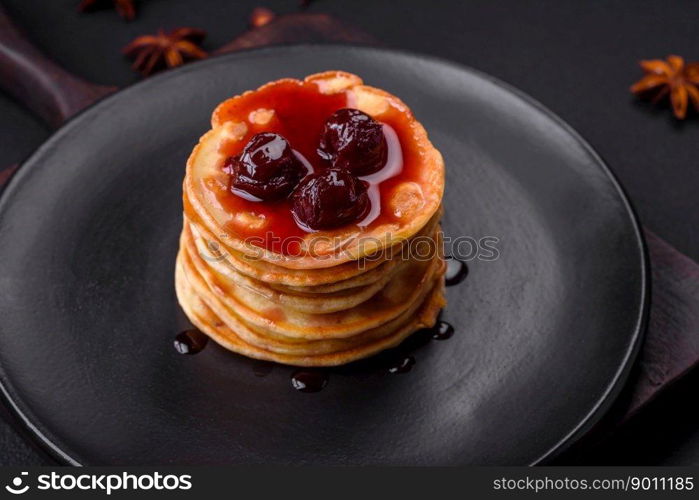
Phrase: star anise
[
  {"left": 123, "top": 28, "right": 207, "bottom": 76},
  {"left": 78, "top": 0, "right": 136, "bottom": 21},
  {"left": 630, "top": 55, "right": 699, "bottom": 119}
]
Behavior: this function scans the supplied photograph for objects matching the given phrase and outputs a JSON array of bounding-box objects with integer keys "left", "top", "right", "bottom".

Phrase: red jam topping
[{"left": 212, "top": 79, "right": 421, "bottom": 255}]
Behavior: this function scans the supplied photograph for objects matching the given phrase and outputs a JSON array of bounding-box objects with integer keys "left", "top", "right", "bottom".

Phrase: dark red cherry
[
  {"left": 291, "top": 169, "right": 370, "bottom": 230},
  {"left": 318, "top": 108, "right": 387, "bottom": 176},
  {"left": 226, "top": 132, "right": 306, "bottom": 201}
]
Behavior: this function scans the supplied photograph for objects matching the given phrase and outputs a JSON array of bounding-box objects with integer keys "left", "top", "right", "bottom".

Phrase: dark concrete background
[{"left": 0, "top": 0, "right": 697, "bottom": 465}]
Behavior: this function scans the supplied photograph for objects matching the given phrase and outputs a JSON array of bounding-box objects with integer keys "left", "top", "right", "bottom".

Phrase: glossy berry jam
[
  {"left": 291, "top": 169, "right": 370, "bottom": 230},
  {"left": 209, "top": 79, "right": 418, "bottom": 254},
  {"left": 318, "top": 108, "right": 388, "bottom": 176},
  {"left": 226, "top": 132, "right": 306, "bottom": 201}
]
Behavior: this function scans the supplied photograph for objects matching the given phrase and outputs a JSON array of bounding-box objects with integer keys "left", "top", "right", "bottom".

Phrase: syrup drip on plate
[
  {"left": 174, "top": 329, "right": 209, "bottom": 355},
  {"left": 445, "top": 256, "right": 468, "bottom": 286},
  {"left": 387, "top": 355, "right": 415, "bottom": 374},
  {"left": 431, "top": 321, "right": 454, "bottom": 341},
  {"left": 291, "top": 370, "right": 328, "bottom": 393}
]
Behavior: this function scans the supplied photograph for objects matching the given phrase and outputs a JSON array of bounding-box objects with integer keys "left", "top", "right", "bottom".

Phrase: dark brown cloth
[{"left": 621, "top": 229, "right": 699, "bottom": 421}]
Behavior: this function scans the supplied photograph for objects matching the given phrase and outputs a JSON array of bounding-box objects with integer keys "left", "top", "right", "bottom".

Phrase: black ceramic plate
[{"left": 0, "top": 45, "right": 647, "bottom": 465}]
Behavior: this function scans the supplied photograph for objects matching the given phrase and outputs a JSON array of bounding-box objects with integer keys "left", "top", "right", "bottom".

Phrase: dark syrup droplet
[
  {"left": 291, "top": 370, "right": 328, "bottom": 393},
  {"left": 174, "top": 329, "right": 209, "bottom": 355},
  {"left": 431, "top": 321, "right": 454, "bottom": 341},
  {"left": 252, "top": 360, "right": 275, "bottom": 377},
  {"left": 445, "top": 257, "right": 468, "bottom": 286},
  {"left": 388, "top": 356, "right": 415, "bottom": 374}
]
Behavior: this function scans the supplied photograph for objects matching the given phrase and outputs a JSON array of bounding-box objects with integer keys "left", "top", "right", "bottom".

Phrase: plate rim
[{"left": 0, "top": 43, "right": 650, "bottom": 466}]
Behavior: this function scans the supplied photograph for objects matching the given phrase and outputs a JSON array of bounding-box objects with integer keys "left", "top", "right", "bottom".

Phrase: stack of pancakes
[{"left": 175, "top": 72, "right": 446, "bottom": 366}]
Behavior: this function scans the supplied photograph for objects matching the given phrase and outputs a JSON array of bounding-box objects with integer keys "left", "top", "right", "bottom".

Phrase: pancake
[
  {"left": 183, "top": 188, "right": 404, "bottom": 287},
  {"left": 186, "top": 203, "right": 442, "bottom": 290},
  {"left": 183, "top": 222, "right": 404, "bottom": 314},
  {"left": 186, "top": 207, "right": 441, "bottom": 299},
  {"left": 177, "top": 247, "right": 444, "bottom": 355},
  {"left": 184, "top": 71, "right": 444, "bottom": 268},
  {"left": 176, "top": 256, "right": 446, "bottom": 366},
  {"left": 175, "top": 71, "right": 447, "bottom": 366},
  {"left": 181, "top": 226, "right": 443, "bottom": 339}
]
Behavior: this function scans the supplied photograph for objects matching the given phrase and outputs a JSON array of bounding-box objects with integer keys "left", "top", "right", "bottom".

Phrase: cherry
[
  {"left": 226, "top": 132, "right": 306, "bottom": 201},
  {"left": 291, "top": 169, "right": 370, "bottom": 230},
  {"left": 318, "top": 108, "right": 387, "bottom": 176}
]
